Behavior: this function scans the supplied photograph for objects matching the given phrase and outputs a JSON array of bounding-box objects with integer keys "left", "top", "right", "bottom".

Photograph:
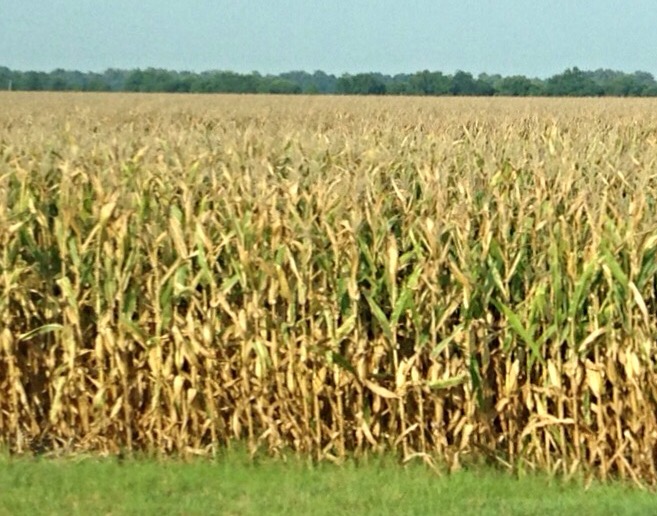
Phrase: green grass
[{"left": 0, "top": 451, "right": 654, "bottom": 515}]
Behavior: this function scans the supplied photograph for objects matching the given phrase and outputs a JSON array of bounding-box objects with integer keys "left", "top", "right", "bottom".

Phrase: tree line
[{"left": 2, "top": 66, "right": 657, "bottom": 97}]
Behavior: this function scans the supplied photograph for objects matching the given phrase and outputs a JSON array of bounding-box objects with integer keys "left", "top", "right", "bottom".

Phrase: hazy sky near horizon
[{"left": 2, "top": 1, "right": 657, "bottom": 77}]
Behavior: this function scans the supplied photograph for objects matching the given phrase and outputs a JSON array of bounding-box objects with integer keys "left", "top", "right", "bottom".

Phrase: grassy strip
[{"left": 0, "top": 452, "right": 653, "bottom": 515}]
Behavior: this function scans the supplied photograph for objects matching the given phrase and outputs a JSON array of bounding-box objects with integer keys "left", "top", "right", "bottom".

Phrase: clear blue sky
[{"left": 2, "top": 1, "right": 656, "bottom": 77}]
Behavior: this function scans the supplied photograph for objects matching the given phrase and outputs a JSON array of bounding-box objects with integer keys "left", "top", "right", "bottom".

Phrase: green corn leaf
[
  {"left": 220, "top": 274, "right": 241, "bottom": 294},
  {"left": 568, "top": 257, "right": 599, "bottom": 321},
  {"left": 390, "top": 264, "right": 422, "bottom": 327},
  {"left": 469, "top": 356, "right": 484, "bottom": 407},
  {"left": 335, "top": 313, "right": 357, "bottom": 342},
  {"left": 431, "top": 325, "right": 465, "bottom": 357},
  {"left": 601, "top": 249, "right": 628, "bottom": 289},
  {"left": 492, "top": 298, "right": 545, "bottom": 365},
  {"left": 487, "top": 256, "right": 508, "bottom": 301},
  {"left": 329, "top": 351, "right": 358, "bottom": 377},
  {"left": 68, "top": 236, "right": 80, "bottom": 270},
  {"left": 364, "top": 291, "right": 393, "bottom": 341},
  {"left": 429, "top": 374, "right": 467, "bottom": 390},
  {"left": 19, "top": 324, "right": 64, "bottom": 342}
]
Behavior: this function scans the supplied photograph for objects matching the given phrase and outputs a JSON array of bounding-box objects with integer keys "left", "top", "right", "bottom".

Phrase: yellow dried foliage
[{"left": 1, "top": 92, "right": 657, "bottom": 484}]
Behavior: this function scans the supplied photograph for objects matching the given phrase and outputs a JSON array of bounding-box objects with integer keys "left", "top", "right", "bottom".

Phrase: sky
[{"left": 2, "top": 1, "right": 657, "bottom": 78}]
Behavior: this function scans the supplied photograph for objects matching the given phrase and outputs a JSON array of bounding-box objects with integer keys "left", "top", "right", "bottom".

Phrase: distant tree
[
  {"left": 606, "top": 75, "right": 642, "bottom": 96},
  {"left": 643, "top": 86, "right": 657, "bottom": 97},
  {"left": 632, "top": 71, "right": 657, "bottom": 94},
  {"left": 138, "top": 68, "right": 177, "bottom": 92},
  {"left": 355, "top": 73, "right": 386, "bottom": 94},
  {"left": 449, "top": 71, "right": 493, "bottom": 96},
  {"left": 2, "top": 65, "right": 656, "bottom": 97},
  {"left": 387, "top": 75, "right": 414, "bottom": 95},
  {"left": 66, "top": 70, "right": 90, "bottom": 91},
  {"left": 279, "top": 71, "right": 327, "bottom": 93},
  {"left": 497, "top": 75, "right": 535, "bottom": 96},
  {"left": 450, "top": 71, "right": 474, "bottom": 95},
  {"left": 48, "top": 69, "right": 69, "bottom": 90},
  {"left": 85, "top": 73, "right": 110, "bottom": 91},
  {"left": 336, "top": 75, "right": 352, "bottom": 94},
  {"left": 478, "top": 73, "right": 502, "bottom": 89},
  {"left": 211, "top": 71, "right": 259, "bottom": 93},
  {"left": 545, "top": 67, "right": 603, "bottom": 96},
  {"left": 261, "top": 78, "right": 301, "bottom": 94},
  {"left": 337, "top": 73, "right": 386, "bottom": 95},
  {"left": 101, "top": 68, "right": 128, "bottom": 91},
  {"left": 309, "top": 70, "right": 338, "bottom": 93},
  {"left": 408, "top": 70, "right": 451, "bottom": 95},
  {"left": 304, "top": 83, "right": 320, "bottom": 94},
  {"left": 22, "top": 71, "right": 48, "bottom": 90},
  {"left": 474, "top": 77, "right": 495, "bottom": 96},
  {"left": 0, "top": 66, "right": 11, "bottom": 90},
  {"left": 124, "top": 70, "right": 145, "bottom": 92}
]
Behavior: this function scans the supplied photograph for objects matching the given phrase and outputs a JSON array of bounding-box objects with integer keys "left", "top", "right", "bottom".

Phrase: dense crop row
[{"left": 2, "top": 93, "right": 657, "bottom": 483}]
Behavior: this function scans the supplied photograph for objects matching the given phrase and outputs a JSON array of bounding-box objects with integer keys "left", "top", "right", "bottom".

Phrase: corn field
[{"left": 2, "top": 93, "right": 657, "bottom": 483}]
